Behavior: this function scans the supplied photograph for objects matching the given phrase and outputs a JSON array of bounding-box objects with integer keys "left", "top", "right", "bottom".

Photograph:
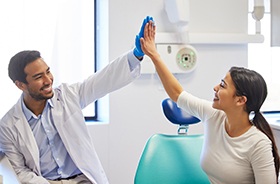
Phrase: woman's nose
[{"left": 213, "top": 85, "right": 218, "bottom": 92}]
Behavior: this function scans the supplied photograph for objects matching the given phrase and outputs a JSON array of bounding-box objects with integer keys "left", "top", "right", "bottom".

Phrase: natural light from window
[
  {"left": 0, "top": 0, "right": 96, "bottom": 118},
  {"left": 248, "top": 0, "right": 280, "bottom": 111}
]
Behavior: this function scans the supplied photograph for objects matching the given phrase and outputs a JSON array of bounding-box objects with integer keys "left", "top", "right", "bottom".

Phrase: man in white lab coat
[{"left": 0, "top": 16, "right": 153, "bottom": 184}]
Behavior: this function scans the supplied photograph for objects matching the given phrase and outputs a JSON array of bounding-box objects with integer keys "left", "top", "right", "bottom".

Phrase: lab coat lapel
[
  {"left": 50, "top": 91, "right": 63, "bottom": 127},
  {"left": 50, "top": 89, "right": 102, "bottom": 183},
  {"left": 50, "top": 91, "right": 69, "bottom": 146},
  {"left": 13, "top": 100, "right": 41, "bottom": 173},
  {"left": 50, "top": 92, "right": 83, "bottom": 151}
]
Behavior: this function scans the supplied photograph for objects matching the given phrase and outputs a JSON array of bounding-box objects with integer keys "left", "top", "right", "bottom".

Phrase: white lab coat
[{"left": 0, "top": 51, "right": 141, "bottom": 184}]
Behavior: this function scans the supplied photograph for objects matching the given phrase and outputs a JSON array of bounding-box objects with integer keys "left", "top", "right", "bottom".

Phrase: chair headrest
[{"left": 162, "top": 98, "right": 200, "bottom": 125}]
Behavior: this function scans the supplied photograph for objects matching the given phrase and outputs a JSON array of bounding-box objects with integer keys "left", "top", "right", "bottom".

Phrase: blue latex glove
[{"left": 133, "top": 16, "right": 154, "bottom": 58}]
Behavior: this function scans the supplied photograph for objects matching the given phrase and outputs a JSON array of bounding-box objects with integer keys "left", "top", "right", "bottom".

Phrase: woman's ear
[{"left": 237, "top": 95, "right": 247, "bottom": 106}]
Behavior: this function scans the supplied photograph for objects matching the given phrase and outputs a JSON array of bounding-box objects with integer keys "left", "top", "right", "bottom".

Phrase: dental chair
[{"left": 134, "top": 98, "right": 210, "bottom": 184}]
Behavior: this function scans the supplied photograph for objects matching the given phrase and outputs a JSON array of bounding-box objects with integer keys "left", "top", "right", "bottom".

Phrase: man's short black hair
[{"left": 8, "top": 50, "right": 41, "bottom": 83}]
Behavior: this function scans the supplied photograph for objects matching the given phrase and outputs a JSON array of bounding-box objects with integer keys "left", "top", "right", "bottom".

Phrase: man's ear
[{"left": 15, "top": 80, "right": 25, "bottom": 90}]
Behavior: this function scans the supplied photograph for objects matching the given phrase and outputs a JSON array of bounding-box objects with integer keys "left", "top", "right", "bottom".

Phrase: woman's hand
[
  {"left": 139, "top": 20, "right": 184, "bottom": 102},
  {"left": 140, "top": 21, "right": 159, "bottom": 60}
]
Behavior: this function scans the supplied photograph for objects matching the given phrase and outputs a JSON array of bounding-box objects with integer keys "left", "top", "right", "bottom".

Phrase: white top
[{"left": 177, "top": 91, "right": 277, "bottom": 184}]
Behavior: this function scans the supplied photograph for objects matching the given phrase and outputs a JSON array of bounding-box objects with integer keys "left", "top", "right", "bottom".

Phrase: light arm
[{"left": 140, "top": 21, "right": 183, "bottom": 102}]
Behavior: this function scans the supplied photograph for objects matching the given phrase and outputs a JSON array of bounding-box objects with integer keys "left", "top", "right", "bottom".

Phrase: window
[
  {"left": 0, "top": 0, "right": 97, "bottom": 119},
  {"left": 248, "top": 0, "right": 280, "bottom": 111}
]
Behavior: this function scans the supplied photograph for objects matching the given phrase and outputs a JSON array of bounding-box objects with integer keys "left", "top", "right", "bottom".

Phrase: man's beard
[
  {"left": 27, "top": 86, "right": 54, "bottom": 101},
  {"left": 29, "top": 91, "right": 54, "bottom": 101}
]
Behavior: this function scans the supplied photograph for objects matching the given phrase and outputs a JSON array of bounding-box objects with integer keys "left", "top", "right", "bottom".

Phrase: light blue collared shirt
[{"left": 22, "top": 97, "right": 81, "bottom": 180}]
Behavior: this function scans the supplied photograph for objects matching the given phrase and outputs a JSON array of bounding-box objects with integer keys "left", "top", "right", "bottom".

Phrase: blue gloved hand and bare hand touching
[{"left": 133, "top": 16, "right": 154, "bottom": 58}]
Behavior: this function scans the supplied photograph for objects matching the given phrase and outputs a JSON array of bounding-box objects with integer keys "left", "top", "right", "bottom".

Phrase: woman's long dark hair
[{"left": 230, "top": 66, "right": 280, "bottom": 182}]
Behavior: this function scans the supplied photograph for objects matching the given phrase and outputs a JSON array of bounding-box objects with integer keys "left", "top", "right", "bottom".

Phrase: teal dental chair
[{"left": 134, "top": 98, "right": 210, "bottom": 184}]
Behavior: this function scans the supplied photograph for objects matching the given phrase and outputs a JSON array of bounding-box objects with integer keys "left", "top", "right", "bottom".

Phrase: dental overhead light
[
  {"left": 164, "top": 0, "right": 190, "bottom": 32},
  {"left": 252, "top": 0, "right": 264, "bottom": 34},
  {"left": 164, "top": 0, "right": 190, "bottom": 43},
  {"left": 162, "top": 0, "right": 197, "bottom": 73}
]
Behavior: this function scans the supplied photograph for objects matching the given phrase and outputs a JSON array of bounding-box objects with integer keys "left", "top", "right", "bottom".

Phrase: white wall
[{"left": 90, "top": 0, "right": 249, "bottom": 183}]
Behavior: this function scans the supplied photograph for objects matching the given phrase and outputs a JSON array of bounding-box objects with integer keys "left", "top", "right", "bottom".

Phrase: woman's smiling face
[{"left": 212, "top": 72, "right": 239, "bottom": 112}]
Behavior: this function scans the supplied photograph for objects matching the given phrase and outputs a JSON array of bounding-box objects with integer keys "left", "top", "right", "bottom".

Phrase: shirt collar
[{"left": 21, "top": 95, "right": 53, "bottom": 121}]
